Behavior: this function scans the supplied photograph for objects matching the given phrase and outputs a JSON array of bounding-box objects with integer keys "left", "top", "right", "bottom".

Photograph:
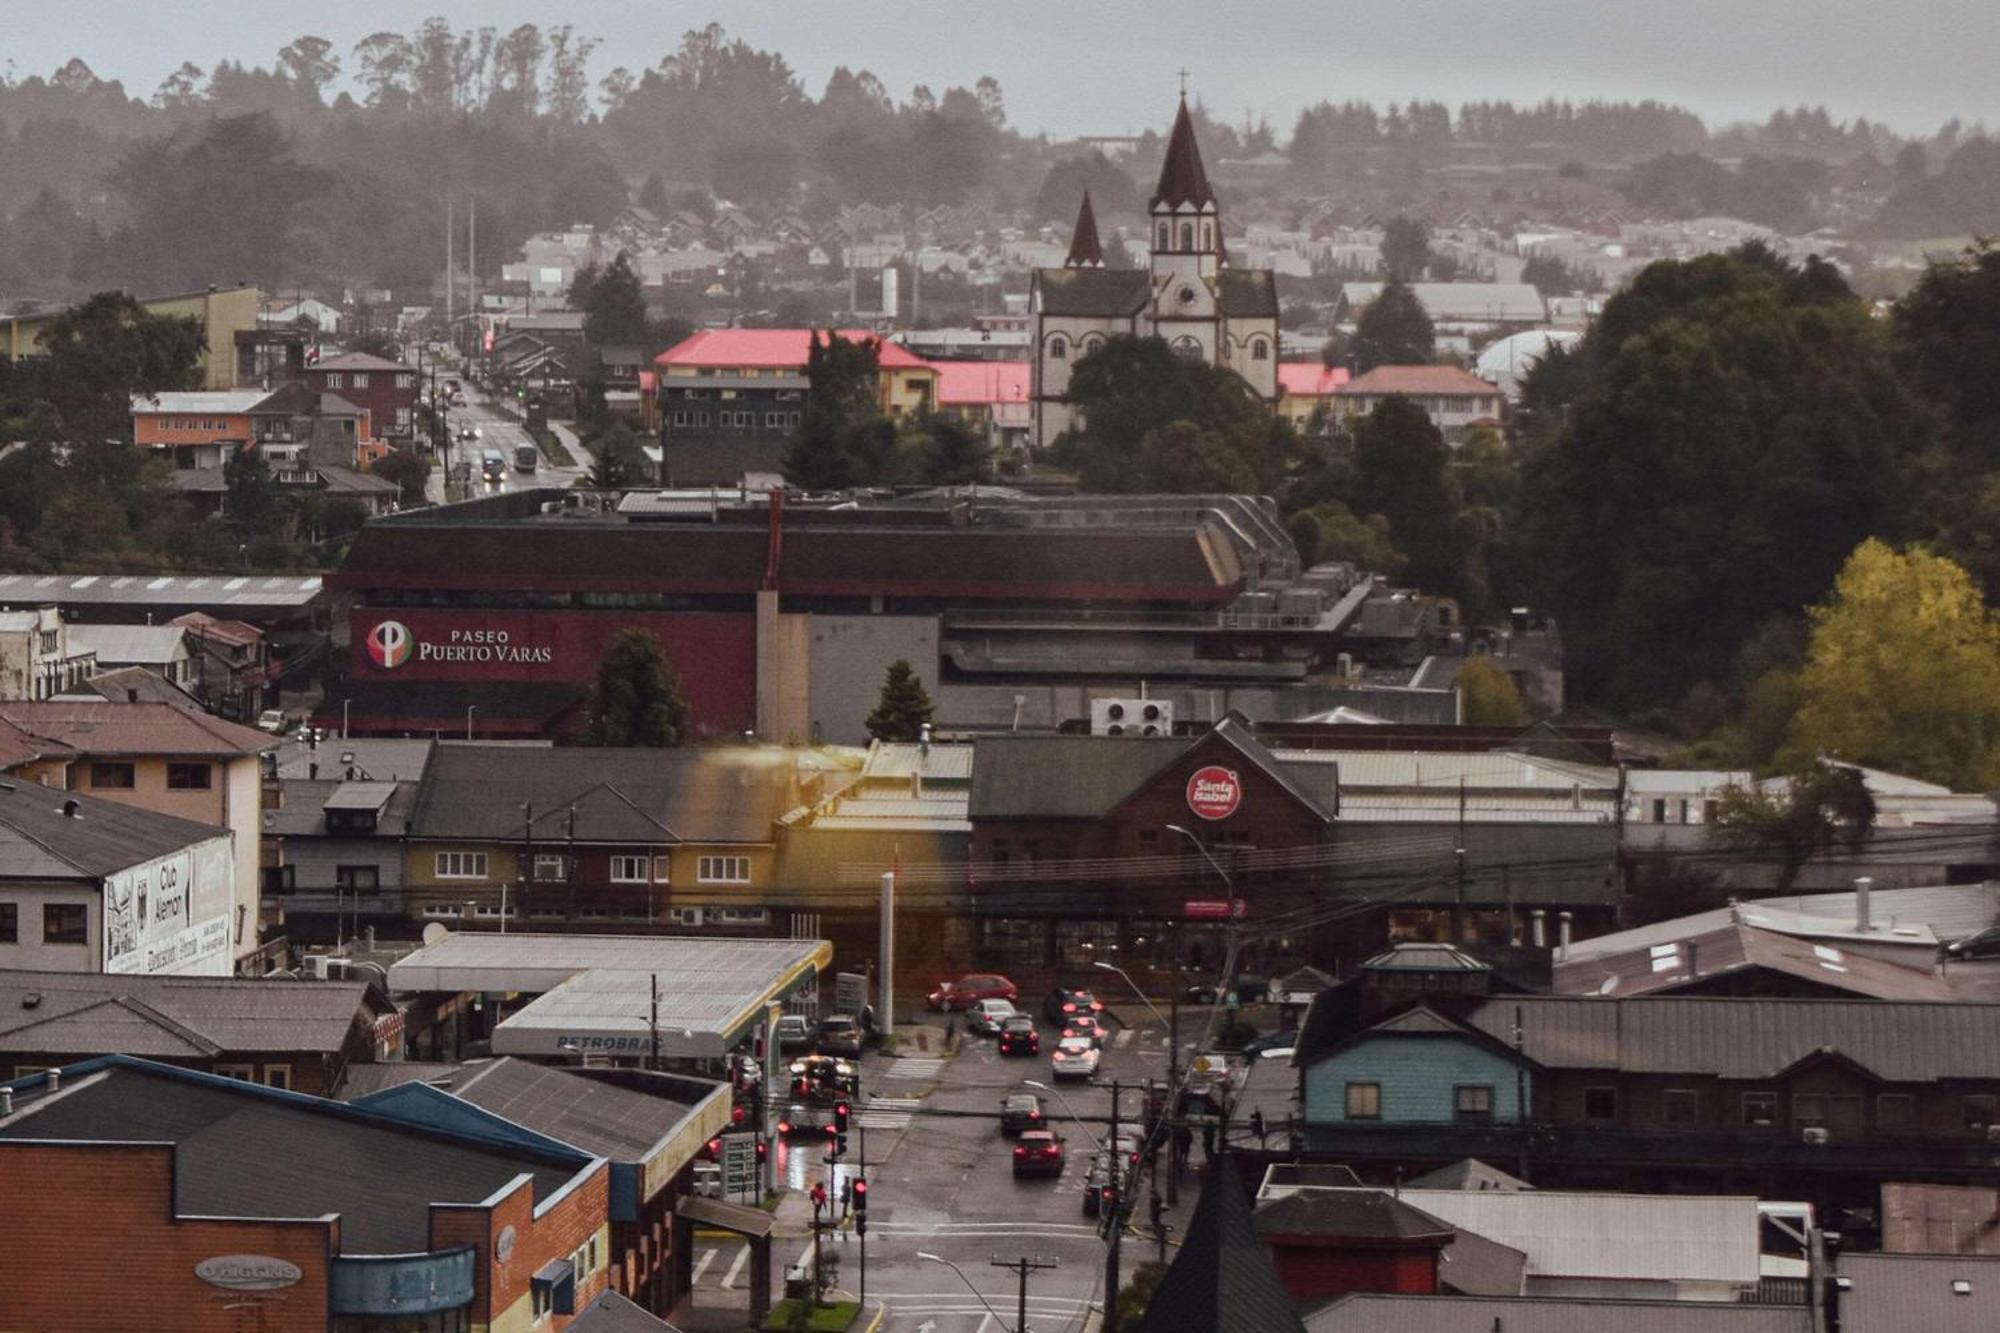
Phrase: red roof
[
  {"left": 1337, "top": 365, "right": 1500, "bottom": 397},
  {"left": 655, "top": 329, "right": 934, "bottom": 372},
  {"left": 1276, "top": 364, "right": 1351, "bottom": 399},
  {"left": 932, "top": 361, "right": 1031, "bottom": 407}
]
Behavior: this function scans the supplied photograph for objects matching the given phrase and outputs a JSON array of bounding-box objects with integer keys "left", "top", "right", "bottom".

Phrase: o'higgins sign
[
  {"left": 366, "top": 619, "right": 552, "bottom": 671},
  {"left": 1185, "top": 765, "right": 1243, "bottom": 821}
]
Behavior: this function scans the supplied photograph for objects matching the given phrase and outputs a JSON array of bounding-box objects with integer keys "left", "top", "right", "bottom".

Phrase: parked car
[
  {"left": 1044, "top": 986, "right": 1105, "bottom": 1024},
  {"left": 816, "top": 1014, "right": 864, "bottom": 1057},
  {"left": 1051, "top": 1035, "right": 1100, "bottom": 1081},
  {"left": 1012, "top": 1129, "right": 1065, "bottom": 1179},
  {"left": 970, "top": 999, "right": 1018, "bottom": 1036},
  {"left": 458, "top": 425, "right": 481, "bottom": 442},
  {"left": 929, "top": 974, "right": 1019, "bottom": 1012},
  {"left": 255, "top": 709, "right": 289, "bottom": 734},
  {"left": 774, "top": 1014, "right": 813, "bottom": 1054},
  {"left": 1184, "top": 974, "right": 1270, "bottom": 1006},
  {"left": 1061, "top": 1014, "right": 1109, "bottom": 1048},
  {"left": 998, "top": 1015, "right": 1040, "bottom": 1057},
  {"left": 999, "top": 1092, "right": 1045, "bottom": 1137}
]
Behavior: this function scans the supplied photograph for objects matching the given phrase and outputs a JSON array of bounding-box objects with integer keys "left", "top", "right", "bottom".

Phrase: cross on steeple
[{"left": 1178, "top": 67, "right": 1191, "bottom": 98}]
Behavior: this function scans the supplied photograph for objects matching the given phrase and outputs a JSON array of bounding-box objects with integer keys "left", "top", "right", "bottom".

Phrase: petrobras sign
[
  {"left": 104, "top": 835, "right": 233, "bottom": 976},
  {"left": 364, "top": 618, "right": 552, "bottom": 671}
]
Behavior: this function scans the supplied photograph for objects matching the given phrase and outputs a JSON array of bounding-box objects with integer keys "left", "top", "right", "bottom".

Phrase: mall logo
[{"left": 366, "top": 620, "right": 413, "bottom": 670}]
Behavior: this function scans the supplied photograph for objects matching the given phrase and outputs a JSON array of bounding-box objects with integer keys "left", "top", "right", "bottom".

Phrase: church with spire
[{"left": 1029, "top": 97, "right": 1281, "bottom": 448}]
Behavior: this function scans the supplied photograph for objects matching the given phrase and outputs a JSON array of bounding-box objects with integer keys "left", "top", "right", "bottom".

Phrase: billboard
[{"left": 103, "top": 834, "right": 234, "bottom": 976}]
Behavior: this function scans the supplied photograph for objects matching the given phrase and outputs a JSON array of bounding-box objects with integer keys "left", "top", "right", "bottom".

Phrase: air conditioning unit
[
  {"left": 1802, "top": 1126, "right": 1830, "bottom": 1146},
  {"left": 669, "top": 907, "right": 706, "bottom": 927},
  {"left": 1091, "top": 698, "right": 1173, "bottom": 737},
  {"left": 1985, "top": 1124, "right": 2000, "bottom": 1144},
  {"left": 305, "top": 954, "right": 352, "bottom": 982}
]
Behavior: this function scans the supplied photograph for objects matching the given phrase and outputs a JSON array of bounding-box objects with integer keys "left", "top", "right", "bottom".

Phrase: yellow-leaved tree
[{"left": 1783, "top": 540, "right": 2000, "bottom": 790}]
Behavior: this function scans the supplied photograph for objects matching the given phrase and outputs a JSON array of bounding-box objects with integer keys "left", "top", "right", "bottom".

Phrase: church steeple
[
  {"left": 1065, "top": 190, "right": 1105, "bottom": 268},
  {"left": 1150, "top": 97, "right": 1217, "bottom": 215}
]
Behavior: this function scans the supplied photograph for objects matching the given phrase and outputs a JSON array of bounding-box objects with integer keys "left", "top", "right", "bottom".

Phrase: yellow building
[{"left": 2, "top": 284, "right": 262, "bottom": 391}]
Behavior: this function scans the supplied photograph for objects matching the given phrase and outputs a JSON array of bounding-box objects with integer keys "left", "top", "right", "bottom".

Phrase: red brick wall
[
  {"left": 431, "top": 1161, "right": 611, "bottom": 1330},
  {"left": 0, "top": 1141, "right": 334, "bottom": 1332}
]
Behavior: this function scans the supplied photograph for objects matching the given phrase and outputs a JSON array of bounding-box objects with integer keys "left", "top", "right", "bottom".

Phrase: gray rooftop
[
  {"left": 1562, "top": 883, "right": 2000, "bottom": 960},
  {"left": 0, "top": 1062, "right": 589, "bottom": 1253},
  {"left": 0, "top": 777, "right": 227, "bottom": 881},
  {"left": 0, "top": 572, "right": 323, "bottom": 610},
  {"left": 274, "top": 736, "right": 438, "bottom": 781},
  {"left": 0, "top": 971, "right": 378, "bottom": 1057},
  {"left": 388, "top": 1057, "right": 712, "bottom": 1163},
  {"left": 389, "top": 933, "right": 830, "bottom": 1060},
  {"left": 1836, "top": 1251, "right": 2000, "bottom": 1331},
  {"left": 64, "top": 624, "right": 187, "bottom": 667},
  {"left": 1306, "top": 1295, "right": 1811, "bottom": 1333}
]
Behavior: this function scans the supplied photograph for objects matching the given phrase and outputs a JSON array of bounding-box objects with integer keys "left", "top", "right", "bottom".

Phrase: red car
[
  {"left": 928, "top": 973, "right": 1019, "bottom": 1012},
  {"left": 1012, "top": 1129, "right": 1065, "bottom": 1179}
]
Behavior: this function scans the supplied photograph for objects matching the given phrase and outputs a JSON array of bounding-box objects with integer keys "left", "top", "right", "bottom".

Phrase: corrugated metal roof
[
  {"left": 1462, "top": 995, "right": 2000, "bottom": 1081},
  {"left": 1357, "top": 1188, "right": 1761, "bottom": 1284},
  {"left": 324, "top": 780, "right": 399, "bottom": 812},
  {"left": 130, "top": 390, "right": 272, "bottom": 415},
  {"left": 436, "top": 1057, "right": 707, "bottom": 1162},
  {"left": 61, "top": 625, "right": 187, "bottom": 667},
  {"left": 863, "top": 741, "right": 975, "bottom": 783},
  {"left": 0, "top": 573, "right": 322, "bottom": 609},
  {"left": 0, "top": 972, "right": 376, "bottom": 1055},
  {"left": 1306, "top": 1294, "right": 1811, "bottom": 1333},
  {"left": 1272, "top": 749, "right": 1621, "bottom": 792},
  {"left": 1564, "top": 883, "right": 2000, "bottom": 961},
  {"left": 656, "top": 328, "right": 932, "bottom": 370}
]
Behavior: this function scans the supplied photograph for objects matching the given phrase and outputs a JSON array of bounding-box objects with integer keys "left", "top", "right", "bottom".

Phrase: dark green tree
[
  {"left": 784, "top": 331, "right": 897, "bottom": 489},
  {"left": 1517, "top": 245, "right": 1925, "bottom": 709},
  {"left": 1892, "top": 239, "right": 2000, "bottom": 474},
  {"left": 373, "top": 450, "right": 431, "bottom": 506},
  {"left": 582, "top": 250, "right": 652, "bottom": 347},
  {"left": 3, "top": 292, "right": 204, "bottom": 443},
  {"left": 1350, "top": 397, "right": 1465, "bottom": 597},
  {"left": 583, "top": 628, "right": 691, "bottom": 746},
  {"left": 865, "top": 659, "right": 934, "bottom": 742},
  {"left": 1713, "top": 762, "right": 1877, "bottom": 891},
  {"left": 587, "top": 422, "right": 653, "bottom": 489},
  {"left": 912, "top": 414, "right": 991, "bottom": 486},
  {"left": 223, "top": 447, "right": 282, "bottom": 541},
  {"left": 1379, "top": 216, "right": 1432, "bottom": 281},
  {"left": 1053, "top": 335, "right": 1287, "bottom": 494},
  {"left": 1350, "top": 279, "right": 1435, "bottom": 372},
  {"left": 1033, "top": 152, "right": 1140, "bottom": 222}
]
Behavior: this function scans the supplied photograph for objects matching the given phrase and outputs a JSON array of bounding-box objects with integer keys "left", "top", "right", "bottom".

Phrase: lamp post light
[
  {"left": 916, "top": 1253, "right": 1012, "bottom": 1332},
  {"left": 1023, "top": 1077, "right": 1104, "bottom": 1155}
]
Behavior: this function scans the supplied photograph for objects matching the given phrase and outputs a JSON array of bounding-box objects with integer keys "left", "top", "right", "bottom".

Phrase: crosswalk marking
[
  {"left": 720, "top": 1245, "right": 749, "bottom": 1289},
  {"left": 858, "top": 1093, "right": 921, "bottom": 1130},
  {"left": 882, "top": 1057, "right": 946, "bottom": 1080},
  {"left": 691, "top": 1248, "right": 716, "bottom": 1284}
]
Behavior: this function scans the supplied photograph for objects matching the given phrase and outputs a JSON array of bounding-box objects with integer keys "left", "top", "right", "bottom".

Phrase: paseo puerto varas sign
[
  {"left": 366, "top": 619, "right": 553, "bottom": 670},
  {"left": 1185, "top": 765, "right": 1243, "bottom": 821}
]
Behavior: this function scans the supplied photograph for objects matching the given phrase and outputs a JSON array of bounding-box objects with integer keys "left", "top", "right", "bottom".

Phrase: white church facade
[{"left": 1029, "top": 98, "right": 1282, "bottom": 448}]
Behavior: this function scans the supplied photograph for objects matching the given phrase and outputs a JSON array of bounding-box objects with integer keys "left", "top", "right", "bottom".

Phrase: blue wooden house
[{"left": 1300, "top": 1006, "right": 1536, "bottom": 1126}]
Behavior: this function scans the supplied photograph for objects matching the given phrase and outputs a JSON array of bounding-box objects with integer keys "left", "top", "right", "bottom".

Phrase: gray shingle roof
[
  {"left": 969, "top": 735, "right": 1181, "bottom": 819},
  {"left": 1462, "top": 996, "right": 2000, "bottom": 1082},
  {"left": 0, "top": 1062, "right": 587, "bottom": 1253},
  {"left": 442, "top": 1057, "right": 704, "bottom": 1162},
  {"left": 1836, "top": 1252, "right": 2000, "bottom": 1332},
  {"left": 569, "top": 1290, "right": 684, "bottom": 1332},
  {"left": 0, "top": 972, "right": 378, "bottom": 1056},
  {"left": 1306, "top": 1295, "right": 1811, "bottom": 1333},
  {"left": 408, "top": 745, "right": 792, "bottom": 845},
  {"left": 1256, "top": 1188, "right": 1455, "bottom": 1241},
  {"left": 1034, "top": 266, "right": 1151, "bottom": 317},
  {"left": 0, "top": 777, "right": 227, "bottom": 880}
]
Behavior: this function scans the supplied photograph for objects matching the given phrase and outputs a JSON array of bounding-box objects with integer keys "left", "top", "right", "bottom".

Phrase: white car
[
  {"left": 969, "top": 999, "right": 1017, "bottom": 1036},
  {"left": 1051, "top": 1035, "right": 1100, "bottom": 1081}
]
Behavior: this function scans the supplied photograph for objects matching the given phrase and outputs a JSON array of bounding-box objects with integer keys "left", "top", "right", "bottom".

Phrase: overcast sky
[{"left": 11, "top": 1, "right": 1998, "bottom": 138}]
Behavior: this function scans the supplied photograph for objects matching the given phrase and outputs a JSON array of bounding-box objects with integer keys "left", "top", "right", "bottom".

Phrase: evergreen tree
[
  {"left": 913, "top": 414, "right": 992, "bottom": 486},
  {"left": 1350, "top": 396, "right": 1463, "bottom": 597},
  {"left": 587, "top": 422, "right": 652, "bottom": 490},
  {"left": 582, "top": 250, "right": 651, "bottom": 346},
  {"left": 1350, "top": 278, "right": 1435, "bottom": 372},
  {"left": 1379, "top": 215, "right": 1432, "bottom": 281},
  {"left": 784, "top": 331, "right": 897, "bottom": 489},
  {"left": 584, "top": 628, "right": 691, "bottom": 746},
  {"left": 865, "top": 659, "right": 934, "bottom": 742}
]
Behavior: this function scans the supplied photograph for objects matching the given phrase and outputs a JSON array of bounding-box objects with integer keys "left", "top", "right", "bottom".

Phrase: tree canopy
[
  {"left": 1350, "top": 279, "right": 1435, "bottom": 372},
  {"left": 1517, "top": 245, "right": 1925, "bottom": 711},
  {"left": 783, "top": 331, "right": 896, "bottom": 490},
  {"left": 1783, "top": 540, "right": 2000, "bottom": 790},
  {"left": 583, "top": 628, "right": 691, "bottom": 746},
  {"left": 865, "top": 659, "right": 935, "bottom": 743}
]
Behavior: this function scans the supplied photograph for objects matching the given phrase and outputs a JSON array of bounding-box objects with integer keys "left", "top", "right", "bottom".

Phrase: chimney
[
  {"left": 47, "top": 1068, "right": 59, "bottom": 1092},
  {"left": 1, "top": 1088, "right": 12, "bottom": 1116},
  {"left": 1530, "top": 909, "right": 1547, "bottom": 948},
  {"left": 1557, "top": 910, "right": 1573, "bottom": 959},
  {"left": 1854, "top": 876, "right": 1874, "bottom": 933},
  {"left": 919, "top": 722, "right": 932, "bottom": 756},
  {"left": 60, "top": 799, "right": 79, "bottom": 818}
]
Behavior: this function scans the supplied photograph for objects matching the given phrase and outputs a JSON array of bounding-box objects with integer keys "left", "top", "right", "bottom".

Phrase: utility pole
[
  {"left": 1106, "top": 1080, "right": 1124, "bottom": 1331},
  {"left": 1167, "top": 923, "right": 1182, "bottom": 1205},
  {"left": 446, "top": 196, "right": 455, "bottom": 329},
  {"left": 649, "top": 972, "right": 660, "bottom": 1071},
  {"left": 990, "top": 1255, "right": 1057, "bottom": 1333},
  {"left": 1454, "top": 777, "right": 1468, "bottom": 944}
]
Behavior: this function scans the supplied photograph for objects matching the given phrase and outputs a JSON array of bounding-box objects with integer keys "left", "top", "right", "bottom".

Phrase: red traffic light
[
  {"left": 707, "top": 1138, "right": 722, "bottom": 1157},
  {"left": 852, "top": 1179, "right": 868, "bottom": 1211},
  {"left": 755, "top": 1140, "right": 768, "bottom": 1161},
  {"left": 833, "top": 1102, "right": 852, "bottom": 1132}
]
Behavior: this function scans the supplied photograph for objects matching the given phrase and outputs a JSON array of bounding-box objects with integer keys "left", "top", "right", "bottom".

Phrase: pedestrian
[{"left": 1249, "top": 1108, "right": 1265, "bottom": 1143}]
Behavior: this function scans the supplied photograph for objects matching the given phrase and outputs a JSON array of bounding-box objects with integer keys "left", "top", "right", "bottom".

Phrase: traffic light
[
  {"left": 852, "top": 1178, "right": 868, "bottom": 1215},
  {"left": 755, "top": 1139, "right": 769, "bottom": 1162},
  {"left": 835, "top": 1133, "right": 849, "bottom": 1157},
  {"left": 833, "top": 1102, "right": 851, "bottom": 1133}
]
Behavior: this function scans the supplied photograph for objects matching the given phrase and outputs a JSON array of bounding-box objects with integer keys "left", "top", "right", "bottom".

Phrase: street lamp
[
  {"left": 916, "top": 1253, "right": 1013, "bottom": 1333},
  {"left": 1093, "top": 960, "right": 1170, "bottom": 1033},
  {"left": 1022, "top": 1078, "right": 1104, "bottom": 1155}
]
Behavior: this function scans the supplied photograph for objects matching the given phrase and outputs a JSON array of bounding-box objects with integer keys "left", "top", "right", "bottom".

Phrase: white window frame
[
  {"left": 534, "top": 854, "right": 568, "bottom": 882},
  {"left": 352, "top": 372, "right": 370, "bottom": 389},
  {"left": 698, "top": 855, "right": 751, "bottom": 885},
  {"left": 610, "top": 855, "right": 652, "bottom": 884},
  {"left": 262, "top": 1065, "right": 292, "bottom": 1090},
  {"left": 435, "top": 851, "right": 489, "bottom": 880}
]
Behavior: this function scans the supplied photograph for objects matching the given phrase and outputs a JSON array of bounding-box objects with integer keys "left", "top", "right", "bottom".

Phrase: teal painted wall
[{"left": 1303, "top": 1035, "right": 1528, "bottom": 1124}]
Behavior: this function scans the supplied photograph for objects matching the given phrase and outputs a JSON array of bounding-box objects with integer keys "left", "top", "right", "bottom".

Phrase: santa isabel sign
[{"left": 1185, "top": 765, "right": 1242, "bottom": 821}]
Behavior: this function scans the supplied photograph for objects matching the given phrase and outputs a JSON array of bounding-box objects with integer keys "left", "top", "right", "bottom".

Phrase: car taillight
[
  {"left": 1063, "top": 1002, "right": 1076, "bottom": 1013},
  {"left": 1053, "top": 1052, "right": 1065, "bottom": 1061},
  {"left": 1090, "top": 1001, "right": 1104, "bottom": 1012},
  {"left": 777, "top": 1120, "right": 792, "bottom": 1134},
  {"left": 1031, "top": 1111, "right": 1042, "bottom": 1119},
  {"left": 1014, "top": 1147, "right": 1026, "bottom": 1157}
]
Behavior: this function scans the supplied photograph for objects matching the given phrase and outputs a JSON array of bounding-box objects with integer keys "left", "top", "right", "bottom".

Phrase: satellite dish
[{"left": 422, "top": 922, "right": 450, "bottom": 946}]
